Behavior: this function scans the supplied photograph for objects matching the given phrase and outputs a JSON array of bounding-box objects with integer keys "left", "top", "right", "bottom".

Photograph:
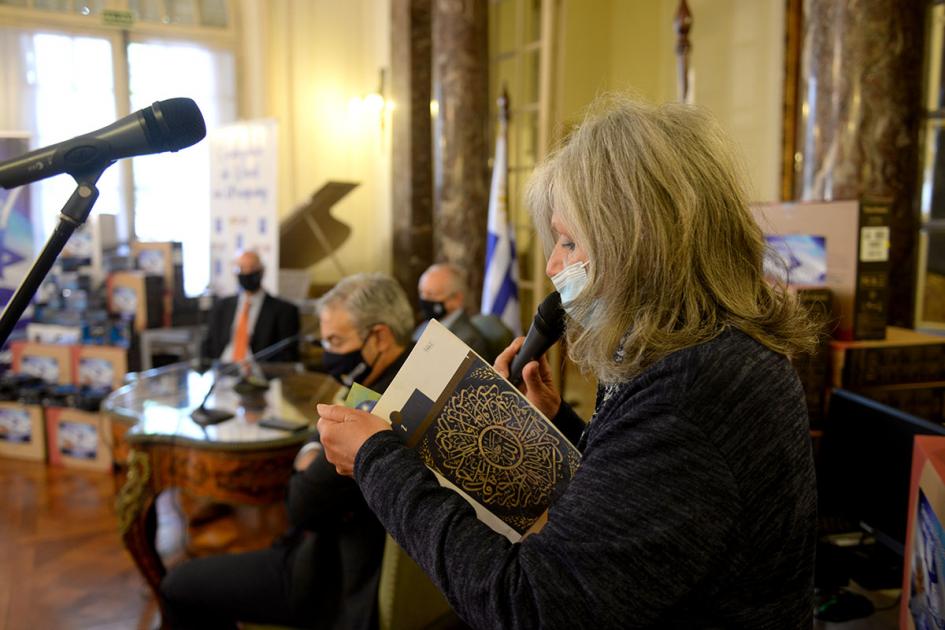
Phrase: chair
[
  {"left": 377, "top": 536, "right": 464, "bottom": 630},
  {"left": 469, "top": 314, "right": 515, "bottom": 363}
]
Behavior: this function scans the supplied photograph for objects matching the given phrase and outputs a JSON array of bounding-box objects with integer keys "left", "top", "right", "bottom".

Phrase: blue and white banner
[
  {"left": 208, "top": 119, "right": 279, "bottom": 297},
  {"left": 0, "top": 133, "right": 35, "bottom": 353},
  {"left": 481, "top": 115, "right": 521, "bottom": 335}
]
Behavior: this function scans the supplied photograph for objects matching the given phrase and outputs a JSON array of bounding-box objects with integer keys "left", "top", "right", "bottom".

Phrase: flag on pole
[{"left": 481, "top": 92, "right": 521, "bottom": 335}]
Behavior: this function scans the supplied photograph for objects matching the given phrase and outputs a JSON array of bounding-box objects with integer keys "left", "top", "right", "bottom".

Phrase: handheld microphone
[
  {"left": 508, "top": 291, "right": 566, "bottom": 386},
  {"left": 0, "top": 97, "right": 206, "bottom": 189}
]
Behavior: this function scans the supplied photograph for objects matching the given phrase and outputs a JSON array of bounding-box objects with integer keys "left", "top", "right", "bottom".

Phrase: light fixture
[{"left": 347, "top": 68, "right": 393, "bottom": 129}]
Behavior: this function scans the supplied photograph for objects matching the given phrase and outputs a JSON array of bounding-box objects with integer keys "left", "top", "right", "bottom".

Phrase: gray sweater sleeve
[{"left": 354, "top": 400, "right": 741, "bottom": 629}]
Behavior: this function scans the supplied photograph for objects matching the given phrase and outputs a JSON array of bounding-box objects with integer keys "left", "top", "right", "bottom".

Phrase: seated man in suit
[
  {"left": 202, "top": 250, "right": 300, "bottom": 364},
  {"left": 161, "top": 272, "right": 415, "bottom": 630},
  {"left": 414, "top": 262, "right": 490, "bottom": 359}
]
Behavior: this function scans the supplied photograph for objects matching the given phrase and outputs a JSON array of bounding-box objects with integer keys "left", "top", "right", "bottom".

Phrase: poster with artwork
[
  {"left": 0, "top": 407, "right": 32, "bottom": 443},
  {"left": 208, "top": 119, "right": 278, "bottom": 297},
  {"left": 764, "top": 234, "right": 828, "bottom": 286},
  {"left": 0, "top": 133, "right": 36, "bottom": 360},
  {"left": 909, "top": 487, "right": 945, "bottom": 629},
  {"left": 78, "top": 357, "right": 115, "bottom": 388},
  {"left": 58, "top": 420, "right": 98, "bottom": 460}
]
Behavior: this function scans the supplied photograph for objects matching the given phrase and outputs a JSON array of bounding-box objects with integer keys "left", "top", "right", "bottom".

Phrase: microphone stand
[
  {"left": 0, "top": 163, "right": 112, "bottom": 346},
  {"left": 190, "top": 325, "right": 316, "bottom": 425},
  {"left": 190, "top": 375, "right": 234, "bottom": 425}
]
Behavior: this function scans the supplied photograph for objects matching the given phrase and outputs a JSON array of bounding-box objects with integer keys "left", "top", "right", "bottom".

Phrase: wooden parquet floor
[{"left": 0, "top": 458, "right": 287, "bottom": 630}]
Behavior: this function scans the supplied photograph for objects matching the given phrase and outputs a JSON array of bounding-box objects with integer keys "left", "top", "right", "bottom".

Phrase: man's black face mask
[
  {"left": 321, "top": 330, "right": 375, "bottom": 386},
  {"left": 238, "top": 269, "right": 263, "bottom": 292},
  {"left": 418, "top": 298, "right": 446, "bottom": 321}
]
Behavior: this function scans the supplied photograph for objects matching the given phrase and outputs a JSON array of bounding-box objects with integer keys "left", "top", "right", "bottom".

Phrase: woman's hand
[
  {"left": 494, "top": 337, "right": 561, "bottom": 420},
  {"left": 316, "top": 404, "right": 391, "bottom": 477}
]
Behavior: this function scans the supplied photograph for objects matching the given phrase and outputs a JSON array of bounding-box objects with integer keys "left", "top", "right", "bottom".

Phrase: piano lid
[{"left": 279, "top": 181, "right": 358, "bottom": 269}]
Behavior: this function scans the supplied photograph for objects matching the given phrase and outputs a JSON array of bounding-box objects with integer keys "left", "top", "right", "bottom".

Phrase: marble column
[
  {"left": 794, "top": 0, "right": 924, "bottom": 327},
  {"left": 431, "top": 0, "right": 490, "bottom": 302},
  {"left": 391, "top": 0, "right": 434, "bottom": 305}
]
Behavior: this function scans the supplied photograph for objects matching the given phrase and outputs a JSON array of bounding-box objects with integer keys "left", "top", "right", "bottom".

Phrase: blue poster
[
  {"left": 910, "top": 489, "right": 945, "bottom": 629},
  {"left": 764, "top": 234, "right": 827, "bottom": 286},
  {"left": 0, "top": 134, "right": 35, "bottom": 360}
]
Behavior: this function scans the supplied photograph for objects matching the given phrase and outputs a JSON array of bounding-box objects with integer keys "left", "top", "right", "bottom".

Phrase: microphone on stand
[
  {"left": 0, "top": 98, "right": 206, "bottom": 189},
  {"left": 508, "top": 291, "right": 566, "bottom": 387},
  {"left": 190, "top": 326, "right": 315, "bottom": 425},
  {"left": 0, "top": 98, "right": 206, "bottom": 347},
  {"left": 190, "top": 377, "right": 233, "bottom": 425}
]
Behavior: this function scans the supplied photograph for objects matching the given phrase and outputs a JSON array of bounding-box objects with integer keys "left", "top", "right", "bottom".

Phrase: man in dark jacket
[
  {"left": 160, "top": 273, "right": 414, "bottom": 630},
  {"left": 202, "top": 250, "right": 300, "bottom": 363},
  {"left": 413, "top": 263, "right": 491, "bottom": 360}
]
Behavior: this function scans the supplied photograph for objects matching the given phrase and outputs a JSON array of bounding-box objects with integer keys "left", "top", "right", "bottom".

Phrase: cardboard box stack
[
  {"left": 107, "top": 270, "right": 165, "bottom": 332},
  {"left": 131, "top": 241, "right": 201, "bottom": 325},
  {"left": 0, "top": 341, "right": 128, "bottom": 467}
]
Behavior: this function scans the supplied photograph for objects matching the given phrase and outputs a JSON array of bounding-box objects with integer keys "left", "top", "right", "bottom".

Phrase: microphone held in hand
[
  {"left": 508, "top": 291, "right": 566, "bottom": 386},
  {"left": 0, "top": 97, "right": 206, "bottom": 189}
]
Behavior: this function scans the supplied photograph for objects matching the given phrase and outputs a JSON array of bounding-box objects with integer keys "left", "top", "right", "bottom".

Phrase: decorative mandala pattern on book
[{"left": 417, "top": 360, "right": 580, "bottom": 533}]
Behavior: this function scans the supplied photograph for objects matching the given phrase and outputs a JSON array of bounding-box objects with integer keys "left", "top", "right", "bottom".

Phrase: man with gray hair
[
  {"left": 161, "top": 272, "right": 415, "bottom": 629},
  {"left": 415, "top": 262, "right": 490, "bottom": 359},
  {"left": 317, "top": 272, "right": 414, "bottom": 390}
]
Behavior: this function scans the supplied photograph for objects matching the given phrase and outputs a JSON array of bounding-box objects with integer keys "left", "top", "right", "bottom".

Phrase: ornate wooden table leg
[{"left": 116, "top": 449, "right": 166, "bottom": 606}]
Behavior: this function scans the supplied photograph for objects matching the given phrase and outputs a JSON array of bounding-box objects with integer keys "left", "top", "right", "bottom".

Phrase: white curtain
[
  {"left": 0, "top": 28, "right": 119, "bottom": 250},
  {"left": 0, "top": 28, "right": 236, "bottom": 296},
  {"left": 0, "top": 28, "right": 37, "bottom": 133},
  {"left": 129, "top": 41, "right": 236, "bottom": 296}
]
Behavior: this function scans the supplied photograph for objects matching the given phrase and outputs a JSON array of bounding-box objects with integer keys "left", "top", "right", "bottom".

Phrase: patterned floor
[{"left": 0, "top": 458, "right": 285, "bottom": 630}]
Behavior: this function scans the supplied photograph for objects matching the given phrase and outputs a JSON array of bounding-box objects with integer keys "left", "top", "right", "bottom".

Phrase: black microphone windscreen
[{"left": 151, "top": 98, "right": 206, "bottom": 151}]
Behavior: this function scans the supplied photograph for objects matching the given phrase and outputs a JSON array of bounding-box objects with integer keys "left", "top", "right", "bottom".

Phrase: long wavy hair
[{"left": 526, "top": 94, "right": 819, "bottom": 384}]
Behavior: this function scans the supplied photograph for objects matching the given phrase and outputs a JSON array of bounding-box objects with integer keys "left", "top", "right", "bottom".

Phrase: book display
[
  {"left": 752, "top": 199, "right": 891, "bottom": 341},
  {"left": 831, "top": 327, "right": 945, "bottom": 422}
]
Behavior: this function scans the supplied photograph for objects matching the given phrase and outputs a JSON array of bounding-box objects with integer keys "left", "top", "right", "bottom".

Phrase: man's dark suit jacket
[
  {"left": 285, "top": 347, "right": 410, "bottom": 630},
  {"left": 202, "top": 293, "right": 301, "bottom": 362},
  {"left": 414, "top": 310, "right": 491, "bottom": 360}
]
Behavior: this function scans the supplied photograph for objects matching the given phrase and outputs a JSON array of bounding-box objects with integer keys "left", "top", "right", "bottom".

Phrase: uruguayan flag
[{"left": 481, "top": 114, "right": 521, "bottom": 335}]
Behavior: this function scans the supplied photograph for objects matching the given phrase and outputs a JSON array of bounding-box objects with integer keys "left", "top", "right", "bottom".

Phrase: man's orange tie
[{"left": 232, "top": 300, "right": 250, "bottom": 361}]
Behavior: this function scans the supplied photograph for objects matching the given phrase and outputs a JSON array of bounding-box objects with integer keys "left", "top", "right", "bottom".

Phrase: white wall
[
  {"left": 239, "top": 0, "right": 785, "bottom": 290},
  {"left": 685, "top": 0, "right": 785, "bottom": 202},
  {"left": 240, "top": 0, "right": 393, "bottom": 284},
  {"left": 556, "top": 0, "right": 785, "bottom": 203}
]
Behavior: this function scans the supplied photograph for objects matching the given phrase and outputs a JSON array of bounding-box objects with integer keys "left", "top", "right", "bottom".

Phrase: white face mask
[{"left": 550, "top": 260, "right": 589, "bottom": 315}]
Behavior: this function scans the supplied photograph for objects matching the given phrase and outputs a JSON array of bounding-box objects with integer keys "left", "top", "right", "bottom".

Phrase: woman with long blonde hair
[{"left": 317, "top": 94, "right": 818, "bottom": 629}]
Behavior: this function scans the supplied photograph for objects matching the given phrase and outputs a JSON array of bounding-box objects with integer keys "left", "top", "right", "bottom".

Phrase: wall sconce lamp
[{"left": 348, "top": 68, "right": 394, "bottom": 130}]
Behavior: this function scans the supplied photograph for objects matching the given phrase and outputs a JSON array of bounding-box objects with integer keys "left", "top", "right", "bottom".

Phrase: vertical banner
[
  {"left": 0, "top": 133, "right": 35, "bottom": 357},
  {"left": 208, "top": 119, "right": 278, "bottom": 297}
]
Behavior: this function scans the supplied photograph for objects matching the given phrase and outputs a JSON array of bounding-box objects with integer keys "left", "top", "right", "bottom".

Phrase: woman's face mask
[{"left": 550, "top": 260, "right": 589, "bottom": 317}]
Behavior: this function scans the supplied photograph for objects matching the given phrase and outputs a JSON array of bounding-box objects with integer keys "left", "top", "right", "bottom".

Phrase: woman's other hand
[
  {"left": 316, "top": 404, "right": 391, "bottom": 476},
  {"left": 494, "top": 337, "right": 562, "bottom": 419}
]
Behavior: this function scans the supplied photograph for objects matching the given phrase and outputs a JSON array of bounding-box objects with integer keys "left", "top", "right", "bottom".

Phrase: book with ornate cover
[{"left": 371, "top": 319, "right": 581, "bottom": 543}]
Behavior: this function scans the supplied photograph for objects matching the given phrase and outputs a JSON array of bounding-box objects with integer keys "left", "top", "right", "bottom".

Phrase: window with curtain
[
  {"left": 128, "top": 41, "right": 236, "bottom": 296},
  {"left": 0, "top": 28, "right": 122, "bottom": 252},
  {"left": 31, "top": 33, "right": 122, "bottom": 241},
  {"left": 0, "top": 23, "right": 236, "bottom": 297}
]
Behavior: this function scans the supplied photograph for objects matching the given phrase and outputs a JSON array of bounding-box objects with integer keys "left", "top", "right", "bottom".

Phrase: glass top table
[
  {"left": 105, "top": 361, "right": 340, "bottom": 449},
  {"left": 105, "top": 361, "right": 341, "bottom": 617}
]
